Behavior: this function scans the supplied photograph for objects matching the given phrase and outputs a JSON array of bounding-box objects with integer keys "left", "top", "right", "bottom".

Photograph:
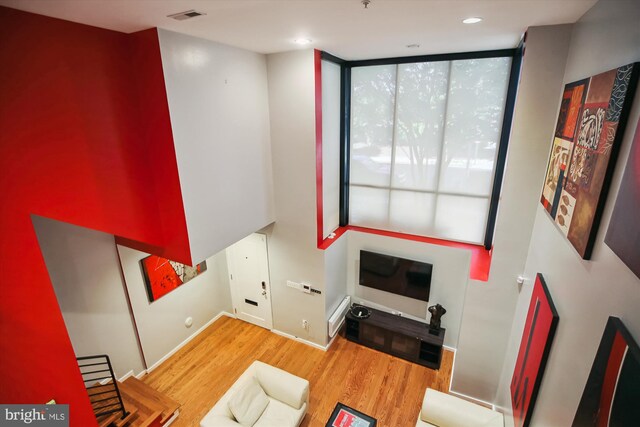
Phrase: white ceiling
[{"left": 0, "top": 0, "right": 597, "bottom": 59}]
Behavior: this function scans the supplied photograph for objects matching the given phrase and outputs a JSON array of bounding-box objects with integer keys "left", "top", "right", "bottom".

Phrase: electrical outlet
[{"left": 302, "top": 319, "right": 309, "bottom": 330}]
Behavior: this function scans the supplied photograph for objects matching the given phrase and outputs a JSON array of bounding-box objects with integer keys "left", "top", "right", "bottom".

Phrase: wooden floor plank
[{"left": 143, "top": 316, "right": 453, "bottom": 427}]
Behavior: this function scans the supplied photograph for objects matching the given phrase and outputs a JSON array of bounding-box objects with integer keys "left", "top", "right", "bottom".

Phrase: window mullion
[
  {"left": 387, "top": 64, "right": 401, "bottom": 224},
  {"left": 431, "top": 60, "right": 453, "bottom": 228}
]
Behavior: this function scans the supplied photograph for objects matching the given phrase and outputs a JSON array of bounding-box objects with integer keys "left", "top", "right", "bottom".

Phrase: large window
[{"left": 348, "top": 56, "right": 513, "bottom": 245}]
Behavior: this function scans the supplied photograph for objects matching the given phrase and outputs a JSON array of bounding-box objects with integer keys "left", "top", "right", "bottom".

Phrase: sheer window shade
[{"left": 349, "top": 57, "right": 511, "bottom": 244}]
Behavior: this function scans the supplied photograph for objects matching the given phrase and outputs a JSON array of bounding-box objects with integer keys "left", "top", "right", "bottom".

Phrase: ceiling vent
[{"left": 167, "top": 10, "right": 206, "bottom": 21}]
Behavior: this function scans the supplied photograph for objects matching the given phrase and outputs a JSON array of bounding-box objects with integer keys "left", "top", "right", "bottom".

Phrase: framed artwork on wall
[
  {"left": 605, "top": 117, "right": 640, "bottom": 279},
  {"left": 573, "top": 316, "right": 640, "bottom": 426},
  {"left": 140, "top": 255, "right": 207, "bottom": 303},
  {"left": 510, "top": 273, "right": 559, "bottom": 427},
  {"left": 540, "top": 63, "right": 639, "bottom": 259}
]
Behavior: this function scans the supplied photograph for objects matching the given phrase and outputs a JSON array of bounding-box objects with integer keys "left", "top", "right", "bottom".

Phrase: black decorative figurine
[{"left": 428, "top": 303, "right": 446, "bottom": 333}]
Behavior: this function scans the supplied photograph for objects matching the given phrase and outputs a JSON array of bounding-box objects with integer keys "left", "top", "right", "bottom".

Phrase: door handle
[{"left": 261, "top": 281, "right": 266, "bottom": 290}]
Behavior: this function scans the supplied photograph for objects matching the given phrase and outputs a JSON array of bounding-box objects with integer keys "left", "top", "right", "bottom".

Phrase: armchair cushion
[
  {"left": 201, "top": 361, "right": 309, "bottom": 427},
  {"left": 228, "top": 377, "right": 269, "bottom": 426},
  {"left": 254, "top": 362, "right": 309, "bottom": 410},
  {"left": 418, "top": 389, "right": 503, "bottom": 427}
]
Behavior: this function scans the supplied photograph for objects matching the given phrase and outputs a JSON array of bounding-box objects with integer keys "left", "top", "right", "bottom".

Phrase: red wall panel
[{"left": 0, "top": 7, "right": 190, "bottom": 426}]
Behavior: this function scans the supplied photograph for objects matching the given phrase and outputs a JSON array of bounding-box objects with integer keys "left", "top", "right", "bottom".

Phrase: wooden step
[
  {"left": 97, "top": 412, "right": 119, "bottom": 427},
  {"left": 136, "top": 411, "right": 163, "bottom": 427},
  {"left": 118, "top": 377, "right": 180, "bottom": 425},
  {"left": 114, "top": 407, "right": 138, "bottom": 427}
]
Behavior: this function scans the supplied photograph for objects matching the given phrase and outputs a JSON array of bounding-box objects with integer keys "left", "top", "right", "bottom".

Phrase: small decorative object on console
[
  {"left": 428, "top": 304, "right": 446, "bottom": 332},
  {"left": 349, "top": 304, "right": 371, "bottom": 319}
]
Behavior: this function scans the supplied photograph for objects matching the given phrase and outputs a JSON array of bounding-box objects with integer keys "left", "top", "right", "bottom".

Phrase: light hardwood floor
[{"left": 143, "top": 315, "right": 454, "bottom": 427}]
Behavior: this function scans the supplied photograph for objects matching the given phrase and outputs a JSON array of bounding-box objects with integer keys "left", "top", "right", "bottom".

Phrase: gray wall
[
  {"left": 158, "top": 29, "right": 275, "bottom": 264},
  {"left": 117, "top": 244, "right": 232, "bottom": 369},
  {"left": 33, "top": 217, "right": 145, "bottom": 378},
  {"left": 496, "top": 1, "right": 640, "bottom": 425},
  {"left": 264, "top": 49, "right": 328, "bottom": 346},
  {"left": 452, "top": 24, "right": 574, "bottom": 401},
  {"left": 324, "top": 234, "right": 348, "bottom": 327},
  {"left": 346, "top": 231, "right": 470, "bottom": 349}
]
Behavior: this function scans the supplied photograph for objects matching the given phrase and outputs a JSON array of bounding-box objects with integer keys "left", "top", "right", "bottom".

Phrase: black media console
[{"left": 345, "top": 305, "right": 445, "bottom": 370}]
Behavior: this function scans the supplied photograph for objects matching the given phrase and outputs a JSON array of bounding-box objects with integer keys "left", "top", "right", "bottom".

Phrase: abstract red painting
[
  {"left": 605, "top": 117, "right": 640, "bottom": 279},
  {"left": 511, "top": 274, "right": 559, "bottom": 427},
  {"left": 140, "top": 255, "right": 207, "bottom": 302},
  {"left": 541, "top": 63, "right": 639, "bottom": 258},
  {"left": 573, "top": 317, "right": 640, "bottom": 426}
]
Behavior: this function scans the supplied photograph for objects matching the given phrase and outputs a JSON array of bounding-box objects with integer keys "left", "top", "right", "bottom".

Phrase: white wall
[
  {"left": 116, "top": 244, "right": 232, "bottom": 368},
  {"left": 324, "top": 233, "right": 348, "bottom": 324},
  {"left": 497, "top": 1, "right": 640, "bottom": 425},
  {"left": 452, "top": 25, "right": 574, "bottom": 401},
  {"left": 346, "top": 231, "right": 470, "bottom": 349},
  {"left": 321, "top": 59, "right": 342, "bottom": 238},
  {"left": 32, "top": 217, "right": 145, "bottom": 378},
  {"left": 265, "top": 49, "right": 328, "bottom": 346},
  {"left": 158, "top": 29, "right": 275, "bottom": 264}
]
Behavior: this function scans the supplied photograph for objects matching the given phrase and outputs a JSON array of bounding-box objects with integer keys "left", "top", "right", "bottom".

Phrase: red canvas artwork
[
  {"left": 140, "top": 255, "right": 207, "bottom": 302},
  {"left": 541, "top": 63, "right": 638, "bottom": 258},
  {"left": 573, "top": 317, "right": 640, "bottom": 426},
  {"left": 510, "top": 274, "right": 559, "bottom": 427},
  {"left": 605, "top": 117, "right": 640, "bottom": 279}
]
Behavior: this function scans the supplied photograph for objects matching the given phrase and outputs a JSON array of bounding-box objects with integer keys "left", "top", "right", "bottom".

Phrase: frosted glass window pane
[
  {"left": 434, "top": 195, "right": 489, "bottom": 243},
  {"left": 350, "top": 65, "right": 396, "bottom": 187},
  {"left": 322, "top": 59, "right": 341, "bottom": 238},
  {"left": 349, "top": 186, "right": 389, "bottom": 229},
  {"left": 440, "top": 58, "right": 511, "bottom": 196},
  {"left": 389, "top": 190, "right": 435, "bottom": 236},
  {"left": 392, "top": 62, "right": 449, "bottom": 191}
]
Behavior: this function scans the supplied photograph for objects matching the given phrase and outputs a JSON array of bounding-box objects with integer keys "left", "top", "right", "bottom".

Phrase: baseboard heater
[{"left": 328, "top": 296, "right": 351, "bottom": 338}]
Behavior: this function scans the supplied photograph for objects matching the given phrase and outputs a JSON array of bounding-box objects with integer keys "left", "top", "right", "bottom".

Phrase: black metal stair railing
[{"left": 77, "top": 355, "right": 129, "bottom": 421}]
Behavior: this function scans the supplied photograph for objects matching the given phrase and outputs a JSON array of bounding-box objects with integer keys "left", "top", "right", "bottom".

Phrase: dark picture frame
[
  {"left": 605, "top": 117, "right": 640, "bottom": 279},
  {"left": 573, "top": 317, "right": 640, "bottom": 426},
  {"left": 140, "top": 255, "right": 207, "bottom": 303},
  {"left": 326, "top": 402, "right": 377, "bottom": 427},
  {"left": 540, "top": 63, "right": 639, "bottom": 259},
  {"left": 510, "top": 273, "right": 559, "bottom": 427}
]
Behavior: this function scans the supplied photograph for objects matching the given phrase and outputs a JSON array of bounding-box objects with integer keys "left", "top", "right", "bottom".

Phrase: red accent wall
[{"left": 0, "top": 7, "right": 190, "bottom": 426}]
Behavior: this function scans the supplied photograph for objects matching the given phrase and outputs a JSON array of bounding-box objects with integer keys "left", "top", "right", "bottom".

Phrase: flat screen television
[{"left": 359, "top": 250, "right": 432, "bottom": 301}]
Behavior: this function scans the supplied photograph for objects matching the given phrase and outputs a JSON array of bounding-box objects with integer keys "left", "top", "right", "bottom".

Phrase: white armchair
[
  {"left": 416, "top": 388, "right": 504, "bottom": 427},
  {"left": 200, "top": 361, "right": 309, "bottom": 427}
]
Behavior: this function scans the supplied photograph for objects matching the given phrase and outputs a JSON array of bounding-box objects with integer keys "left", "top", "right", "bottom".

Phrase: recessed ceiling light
[
  {"left": 463, "top": 17, "right": 483, "bottom": 24},
  {"left": 294, "top": 38, "right": 313, "bottom": 45}
]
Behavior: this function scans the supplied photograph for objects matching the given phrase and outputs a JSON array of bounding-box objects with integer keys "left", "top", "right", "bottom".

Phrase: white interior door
[{"left": 226, "top": 233, "right": 273, "bottom": 329}]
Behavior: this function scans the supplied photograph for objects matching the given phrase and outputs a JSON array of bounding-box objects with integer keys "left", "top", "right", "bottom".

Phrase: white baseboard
[
  {"left": 447, "top": 346, "right": 457, "bottom": 393},
  {"left": 325, "top": 330, "right": 340, "bottom": 350},
  {"left": 147, "top": 311, "right": 234, "bottom": 373},
  {"left": 134, "top": 370, "right": 147, "bottom": 379},
  {"left": 448, "top": 390, "right": 496, "bottom": 411},
  {"left": 270, "top": 329, "right": 328, "bottom": 351},
  {"left": 118, "top": 370, "right": 135, "bottom": 382}
]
